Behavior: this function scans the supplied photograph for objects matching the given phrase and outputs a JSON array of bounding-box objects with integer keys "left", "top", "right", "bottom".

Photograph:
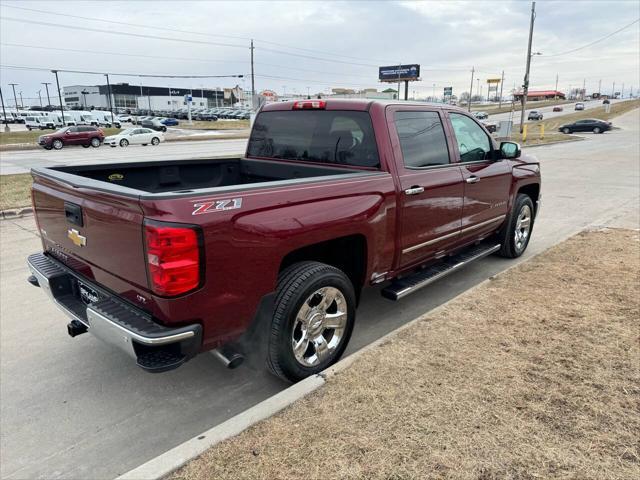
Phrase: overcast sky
[{"left": 1, "top": 0, "right": 639, "bottom": 105}]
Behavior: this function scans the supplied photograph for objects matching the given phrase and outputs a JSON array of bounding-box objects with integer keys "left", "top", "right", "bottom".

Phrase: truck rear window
[{"left": 247, "top": 111, "right": 380, "bottom": 168}]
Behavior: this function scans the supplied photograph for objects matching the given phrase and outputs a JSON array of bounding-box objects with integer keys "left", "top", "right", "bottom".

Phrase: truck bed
[{"left": 44, "top": 158, "right": 367, "bottom": 196}]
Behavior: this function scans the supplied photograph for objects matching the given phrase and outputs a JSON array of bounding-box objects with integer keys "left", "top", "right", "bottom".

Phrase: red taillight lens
[
  {"left": 292, "top": 100, "right": 326, "bottom": 110},
  {"left": 145, "top": 223, "right": 202, "bottom": 296}
]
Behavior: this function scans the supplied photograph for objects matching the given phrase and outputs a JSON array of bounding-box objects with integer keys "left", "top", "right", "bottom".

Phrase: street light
[
  {"left": 81, "top": 90, "right": 89, "bottom": 108},
  {"left": 38, "top": 90, "right": 43, "bottom": 108},
  {"left": 42, "top": 82, "right": 52, "bottom": 108}
]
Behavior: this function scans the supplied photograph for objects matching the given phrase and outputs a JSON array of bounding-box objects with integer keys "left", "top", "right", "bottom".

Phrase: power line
[
  {"left": 0, "top": 64, "right": 244, "bottom": 79},
  {"left": 543, "top": 18, "right": 640, "bottom": 57}
]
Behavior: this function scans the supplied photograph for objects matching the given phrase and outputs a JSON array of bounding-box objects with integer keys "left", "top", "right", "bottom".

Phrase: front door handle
[
  {"left": 466, "top": 176, "right": 480, "bottom": 184},
  {"left": 404, "top": 186, "right": 424, "bottom": 195}
]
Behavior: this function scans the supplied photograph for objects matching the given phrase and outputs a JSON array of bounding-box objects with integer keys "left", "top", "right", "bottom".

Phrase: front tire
[
  {"left": 562, "top": 127, "right": 571, "bottom": 134},
  {"left": 52, "top": 139, "right": 63, "bottom": 150},
  {"left": 267, "top": 262, "right": 356, "bottom": 382},
  {"left": 82, "top": 144, "right": 90, "bottom": 148},
  {"left": 496, "top": 194, "right": 535, "bottom": 258},
  {"left": 151, "top": 137, "right": 160, "bottom": 145},
  {"left": 119, "top": 138, "right": 129, "bottom": 147}
]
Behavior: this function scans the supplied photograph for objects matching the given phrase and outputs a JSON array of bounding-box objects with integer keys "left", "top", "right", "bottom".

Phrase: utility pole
[
  {"left": 598, "top": 79, "right": 602, "bottom": 95},
  {"left": 520, "top": 1, "right": 536, "bottom": 133},
  {"left": 468, "top": 66, "right": 475, "bottom": 112},
  {"left": 582, "top": 78, "right": 586, "bottom": 100},
  {"left": 612, "top": 81, "right": 616, "bottom": 98},
  {"left": 250, "top": 39, "right": 255, "bottom": 110},
  {"left": 38, "top": 90, "right": 43, "bottom": 108},
  {"left": 19, "top": 91, "right": 23, "bottom": 108},
  {"left": 498, "top": 70, "right": 505, "bottom": 108},
  {"left": 42, "top": 82, "right": 52, "bottom": 107},
  {"left": 621, "top": 83, "right": 624, "bottom": 98},
  {"left": 104, "top": 74, "right": 115, "bottom": 125},
  {"left": 52, "top": 70, "right": 65, "bottom": 125},
  {"left": 554, "top": 73, "right": 559, "bottom": 99},
  {"left": 0, "top": 87, "right": 10, "bottom": 132},
  {"left": 477, "top": 78, "right": 480, "bottom": 102},
  {"left": 9, "top": 83, "right": 19, "bottom": 110}
]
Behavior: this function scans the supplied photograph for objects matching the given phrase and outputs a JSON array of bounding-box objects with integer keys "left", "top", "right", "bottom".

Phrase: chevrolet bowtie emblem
[{"left": 67, "top": 228, "right": 87, "bottom": 247}]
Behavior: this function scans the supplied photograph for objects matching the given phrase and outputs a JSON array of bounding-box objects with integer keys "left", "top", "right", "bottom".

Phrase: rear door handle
[
  {"left": 466, "top": 176, "right": 480, "bottom": 184},
  {"left": 404, "top": 186, "right": 424, "bottom": 195}
]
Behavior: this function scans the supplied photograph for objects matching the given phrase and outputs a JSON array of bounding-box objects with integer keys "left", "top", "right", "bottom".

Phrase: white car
[{"left": 103, "top": 128, "right": 164, "bottom": 147}]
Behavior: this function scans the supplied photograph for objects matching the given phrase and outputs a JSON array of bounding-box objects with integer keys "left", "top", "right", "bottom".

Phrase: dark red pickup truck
[{"left": 27, "top": 99, "right": 540, "bottom": 381}]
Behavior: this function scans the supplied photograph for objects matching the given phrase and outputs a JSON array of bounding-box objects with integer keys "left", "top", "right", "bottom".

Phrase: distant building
[{"left": 513, "top": 90, "right": 565, "bottom": 101}]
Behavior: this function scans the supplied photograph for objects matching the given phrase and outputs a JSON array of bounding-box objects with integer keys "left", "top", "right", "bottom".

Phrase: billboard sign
[
  {"left": 379, "top": 64, "right": 420, "bottom": 82},
  {"left": 444, "top": 87, "right": 453, "bottom": 95},
  {"left": 487, "top": 78, "right": 501, "bottom": 84}
]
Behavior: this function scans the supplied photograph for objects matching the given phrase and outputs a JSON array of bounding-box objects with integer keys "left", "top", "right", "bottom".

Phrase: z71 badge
[{"left": 192, "top": 198, "right": 242, "bottom": 215}]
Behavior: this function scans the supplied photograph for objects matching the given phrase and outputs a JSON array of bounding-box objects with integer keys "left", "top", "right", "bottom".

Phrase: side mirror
[
  {"left": 500, "top": 141, "right": 521, "bottom": 159},
  {"left": 65, "top": 130, "right": 71, "bottom": 134}
]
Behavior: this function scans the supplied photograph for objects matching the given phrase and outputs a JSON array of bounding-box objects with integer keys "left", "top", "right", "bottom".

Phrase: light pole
[
  {"left": 9, "top": 83, "right": 19, "bottom": 110},
  {"left": 520, "top": 1, "right": 537, "bottom": 133},
  {"left": 52, "top": 70, "right": 65, "bottom": 125},
  {"left": 42, "top": 82, "right": 52, "bottom": 108},
  {"left": 0, "top": 87, "right": 10, "bottom": 132},
  {"left": 38, "top": 90, "right": 43, "bottom": 108},
  {"left": 81, "top": 90, "right": 89, "bottom": 108},
  {"left": 104, "top": 74, "right": 115, "bottom": 125},
  {"left": 432, "top": 83, "right": 436, "bottom": 102},
  {"left": 307, "top": 86, "right": 310, "bottom": 99}
]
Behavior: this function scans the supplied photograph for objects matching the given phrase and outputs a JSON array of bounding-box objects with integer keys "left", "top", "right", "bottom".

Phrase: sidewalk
[{"left": 173, "top": 229, "right": 639, "bottom": 480}]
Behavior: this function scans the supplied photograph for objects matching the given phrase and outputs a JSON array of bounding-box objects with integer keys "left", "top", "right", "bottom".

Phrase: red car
[
  {"left": 27, "top": 99, "right": 541, "bottom": 381},
  {"left": 552, "top": 106, "right": 563, "bottom": 112},
  {"left": 38, "top": 126, "right": 104, "bottom": 150}
]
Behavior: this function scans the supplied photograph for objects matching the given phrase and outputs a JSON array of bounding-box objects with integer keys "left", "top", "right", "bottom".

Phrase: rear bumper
[{"left": 27, "top": 252, "right": 202, "bottom": 372}]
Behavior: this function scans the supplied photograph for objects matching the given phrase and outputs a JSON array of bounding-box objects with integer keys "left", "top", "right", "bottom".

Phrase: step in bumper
[{"left": 27, "top": 252, "right": 202, "bottom": 372}]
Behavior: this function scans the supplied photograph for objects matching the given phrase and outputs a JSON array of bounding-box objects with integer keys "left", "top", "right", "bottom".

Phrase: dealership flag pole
[
  {"left": 468, "top": 67, "right": 474, "bottom": 112},
  {"left": 0, "top": 87, "right": 9, "bottom": 132},
  {"left": 104, "top": 74, "right": 115, "bottom": 126},
  {"left": 250, "top": 39, "right": 255, "bottom": 110},
  {"left": 499, "top": 70, "right": 505, "bottom": 108}
]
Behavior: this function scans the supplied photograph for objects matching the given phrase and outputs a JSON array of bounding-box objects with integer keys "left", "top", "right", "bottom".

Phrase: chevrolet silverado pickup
[{"left": 27, "top": 99, "right": 541, "bottom": 382}]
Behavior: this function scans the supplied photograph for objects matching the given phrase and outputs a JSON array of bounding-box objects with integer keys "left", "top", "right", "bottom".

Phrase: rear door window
[
  {"left": 248, "top": 110, "right": 380, "bottom": 168},
  {"left": 394, "top": 111, "right": 450, "bottom": 168}
]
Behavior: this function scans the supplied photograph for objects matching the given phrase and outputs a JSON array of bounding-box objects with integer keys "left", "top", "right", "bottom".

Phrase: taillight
[
  {"left": 292, "top": 100, "right": 326, "bottom": 110},
  {"left": 144, "top": 221, "right": 203, "bottom": 296}
]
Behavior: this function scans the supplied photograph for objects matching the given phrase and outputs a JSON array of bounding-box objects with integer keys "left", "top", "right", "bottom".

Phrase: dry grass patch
[
  {"left": 174, "top": 229, "right": 640, "bottom": 480},
  {"left": 0, "top": 173, "right": 32, "bottom": 210}
]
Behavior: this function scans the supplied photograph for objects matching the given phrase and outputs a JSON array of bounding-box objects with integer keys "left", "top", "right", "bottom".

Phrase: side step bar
[{"left": 381, "top": 242, "right": 501, "bottom": 301}]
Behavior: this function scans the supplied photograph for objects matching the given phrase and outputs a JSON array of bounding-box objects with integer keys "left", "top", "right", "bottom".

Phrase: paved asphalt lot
[
  {"left": 0, "top": 99, "right": 628, "bottom": 175},
  {"left": 1, "top": 109, "right": 638, "bottom": 479}
]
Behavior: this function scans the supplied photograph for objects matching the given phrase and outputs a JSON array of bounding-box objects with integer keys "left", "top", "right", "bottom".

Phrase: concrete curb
[
  {"left": 521, "top": 136, "right": 585, "bottom": 148},
  {"left": 0, "top": 207, "right": 32, "bottom": 219},
  {"left": 115, "top": 374, "right": 325, "bottom": 480}
]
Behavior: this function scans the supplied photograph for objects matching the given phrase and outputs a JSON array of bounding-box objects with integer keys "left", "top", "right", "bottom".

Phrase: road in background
[
  {"left": 1, "top": 109, "right": 638, "bottom": 480},
  {"left": 1, "top": 99, "right": 630, "bottom": 175}
]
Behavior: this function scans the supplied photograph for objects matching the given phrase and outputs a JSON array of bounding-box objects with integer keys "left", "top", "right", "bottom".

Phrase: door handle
[
  {"left": 465, "top": 176, "right": 480, "bottom": 184},
  {"left": 404, "top": 186, "right": 424, "bottom": 195}
]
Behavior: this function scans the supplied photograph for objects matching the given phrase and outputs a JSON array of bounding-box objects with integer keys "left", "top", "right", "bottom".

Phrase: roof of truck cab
[{"left": 260, "top": 98, "right": 459, "bottom": 112}]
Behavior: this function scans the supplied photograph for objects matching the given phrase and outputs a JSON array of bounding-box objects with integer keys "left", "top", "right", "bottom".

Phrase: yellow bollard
[
  {"left": 539, "top": 124, "right": 544, "bottom": 140},
  {"left": 522, "top": 124, "right": 527, "bottom": 143}
]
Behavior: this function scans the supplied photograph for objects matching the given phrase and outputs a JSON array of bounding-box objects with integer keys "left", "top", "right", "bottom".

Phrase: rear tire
[
  {"left": 593, "top": 127, "right": 601, "bottom": 134},
  {"left": 496, "top": 194, "right": 535, "bottom": 258},
  {"left": 267, "top": 262, "right": 356, "bottom": 382},
  {"left": 90, "top": 137, "right": 100, "bottom": 148}
]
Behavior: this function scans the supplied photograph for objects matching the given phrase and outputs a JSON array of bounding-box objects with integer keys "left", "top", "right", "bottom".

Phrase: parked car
[
  {"left": 559, "top": 118, "right": 611, "bottom": 134},
  {"left": 527, "top": 111, "right": 543, "bottom": 120},
  {"left": 574, "top": 103, "right": 585, "bottom": 111},
  {"left": 552, "top": 106, "right": 563, "bottom": 112},
  {"left": 141, "top": 119, "right": 167, "bottom": 132},
  {"left": 37, "top": 126, "right": 104, "bottom": 150},
  {"left": 473, "top": 111, "right": 489, "bottom": 120},
  {"left": 27, "top": 99, "right": 540, "bottom": 382},
  {"left": 481, "top": 121, "right": 497, "bottom": 133},
  {"left": 160, "top": 118, "right": 179, "bottom": 126},
  {"left": 103, "top": 128, "right": 164, "bottom": 147}
]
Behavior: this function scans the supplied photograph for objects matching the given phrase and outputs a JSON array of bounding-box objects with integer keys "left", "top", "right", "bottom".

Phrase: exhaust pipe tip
[
  {"left": 67, "top": 320, "right": 88, "bottom": 338},
  {"left": 211, "top": 346, "right": 244, "bottom": 369}
]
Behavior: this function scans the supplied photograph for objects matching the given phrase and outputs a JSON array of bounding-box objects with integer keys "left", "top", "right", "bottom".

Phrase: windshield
[
  {"left": 54, "top": 127, "right": 69, "bottom": 134},
  {"left": 119, "top": 128, "right": 135, "bottom": 135},
  {"left": 247, "top": 110, "right": 380, "bottom": 169}
]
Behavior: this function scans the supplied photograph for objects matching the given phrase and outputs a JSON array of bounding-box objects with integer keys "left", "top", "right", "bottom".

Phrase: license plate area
[{"left": 75, "top": 280, "right": 102, "bottom": 306}]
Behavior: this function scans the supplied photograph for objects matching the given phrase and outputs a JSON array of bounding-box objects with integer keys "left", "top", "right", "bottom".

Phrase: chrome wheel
[
  {"left": 514, "top": 204, "right": 532, "bottom": 252},
  {"left": 291, "top": 287, "right": 348, "bottom": 367}
]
